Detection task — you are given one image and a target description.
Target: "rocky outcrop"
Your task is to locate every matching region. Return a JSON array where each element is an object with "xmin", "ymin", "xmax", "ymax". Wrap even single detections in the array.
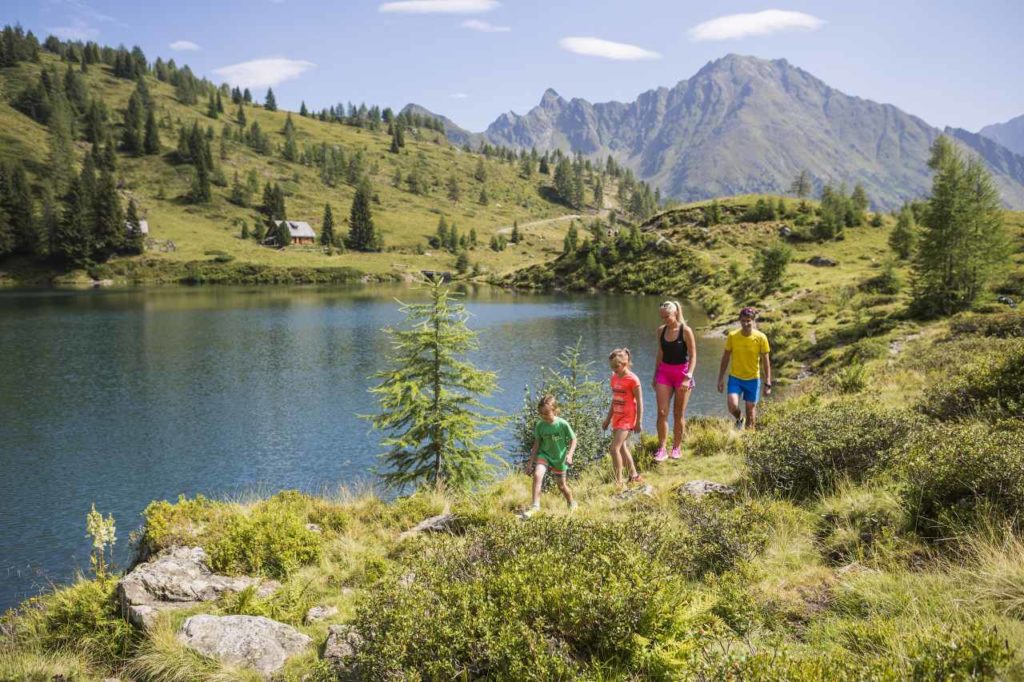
[
  {"xmin": 117, "ymin": 547, "xmax": 277, "ymax": 629},
  {"xmin": 304, "ymin": 605, "xmax": 339, "ymax": 624},
  {"xmin": 614, "ymin": 484, "xmax": 656, "ymax": 501},
  {"xmin": 398, "ymin": 512, "xmax": 459, "ymax": 540},
  {"xmin": 178, "ymin": 614, "xmax": 311, "ymax": 678},
  {"xmin": 323, "ymin": 624, "xmax": 364, "ymax": 676},
  {"xmin": 807, "ymin": 256, "xmax": 838, "ymax": 267},
  {"xmin": 677, "ymin": 480, "xmax": 736, "ymax": 499}
]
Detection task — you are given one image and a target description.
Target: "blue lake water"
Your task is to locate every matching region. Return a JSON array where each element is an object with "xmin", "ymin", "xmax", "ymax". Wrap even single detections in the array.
[{"xmin": 0, "ymin": 285, "xmax": 726, "ymax": 610}]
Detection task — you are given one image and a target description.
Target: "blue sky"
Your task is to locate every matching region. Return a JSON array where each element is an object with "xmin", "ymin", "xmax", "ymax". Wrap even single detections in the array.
[{"xmin": 6, "ymin": 0, "xmax": 1024, "ymax": 133}]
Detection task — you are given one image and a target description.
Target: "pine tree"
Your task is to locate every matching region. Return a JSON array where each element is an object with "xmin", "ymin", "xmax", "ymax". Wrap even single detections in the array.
[
  {"xmin": 478, "ymin": 187, "xmax": 488, "ymax": 205},
  {"xmin": 563, "ymin": 222, "xmax": 578, "ymax": 255},
  {"xmin": 911, "ymin": 136, "xmax": 1008, "ymax": 316},
  {"xmin": 434, "ymin": 215, "xmax": 449, "ymax": 249},
  {"xmin": 143, "ymin": 110, "xmax": 160, "ymax": 154},
  {"xmin": 273, "ymin": 218, "xmax": 292, "ymax": 248},
  {"xmin": 538, "ymin": 155, "xmax": 550, "ymax": 175},
  {"xmin": 2, "ymin": 163, "xmax": 38, "ymax": 256},
  {"xmin": 510, "ymin": 221, "xmax": 520, "ymax": 244},
  {"xmin": 446, "ymin": 174, "xmax": 461, "ymax": 203},
  {"xmin": 299, "ymin": 101, "xmax": 308, "ymax": 117},
  {"xmin": 455, "ymin": 250, "xmax": 469, "ymax": 274},
  {"xmin": 264, "ymin": 88, "xmax": 277, "ymax": 111},
  {"xmin": 243, "ymin": 88, "xmax": 253, "ymax": 104},
  {"xmin": 474, "ymin": 158, "xmax": 487, "ymax": 183},
  {"xmin": 790, "ymin": 170, "xmax": 812, "ymax": 198},
  {"xmin": 206, "ymin": 92, "xmax": 219, "ymax": 119},
  {"xmin": 124, "ymin": 198, "xmax": 144, "ymax": 254},
  {"xmin": 229, "ymin": 171, "xmax": 248, "ymax": 206},
  {"xmin": 348, "ymin": 180, "xmax": 378, "ymax": 251},
  {"xmin": 240, "ymin": 220, "xmax": 250, "ymax": 240},
  {"xmin": 216, "ymin": 90, "xmax": 224, "ymax": 113},
  {"xmin": 191, "ymin": 162, "xmax": 211, "ymax": 203},
  {"xmin": 754, "ymin": 242, "xmax": 792, "ymax": 294},
  {"xmin": 47, "ymin": 97, "xmax": 75, "ymax": 195},
  {"xmin": 0, "ymin": 200, "xmax": 12, "ymax": 259},
  {"xmin": 553, "ymin": 158, "xmax": 575, "ymax": 207},
  {"xmin": 53, "ymin": 176, "xmax": 92, "ymax": 265},
  {"xmin": 468, "ymin": 227, "xmax": 477, "ymax": 247},
  {"xmin": 236, "ymin": 103, "xmax": 247, "ymax": 126},
  {"xmin": 320, "ymin": 202, "xmax": 335, "ymax": 246},
  {"xmin": 368, "ymin": 279, "xmax": 503, "ymax": 491},
  {"xmin": 889, "ymin": 205, "xmax": 915, "ymax": 259},
  {"xmin": 593, "ymin": 179, "xmax": 604, "ymax": 208}
]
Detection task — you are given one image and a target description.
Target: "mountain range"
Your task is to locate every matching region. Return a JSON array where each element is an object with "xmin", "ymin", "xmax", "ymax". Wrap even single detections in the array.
[
  {"xmin": 404, "ymin": 55, "xmax": 1024, "ymax": 210},
  {"xmin": 979, "ymin": 114, "xmax": 1024, "ymax": 156}
]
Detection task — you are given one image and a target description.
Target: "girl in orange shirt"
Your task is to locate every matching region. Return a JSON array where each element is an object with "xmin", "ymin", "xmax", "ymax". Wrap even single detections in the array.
[{"xmin": 603, "ymin": 348, "xmax": 644, "ymax": 491}]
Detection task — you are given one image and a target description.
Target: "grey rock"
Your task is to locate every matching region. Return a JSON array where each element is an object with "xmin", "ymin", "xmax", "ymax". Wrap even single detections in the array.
[
  {"xmin": 678, "ymin": 480, "xmax": 736, "ymax": 499},
  {"xmin": 305, "ymin": 523, "xmax": 323, "ymax": 533},
  {"xmin": 304, "ymin": 604, "xmax": 339, "ymax": 624},
  {"xmin": 323, "ymin": 624, "xmax": 364, "ymax": 675},
  {"xmin": 778, "ymin": 226, "xmax": 793, "ymax": 238},
  {"xmin": 117, "ymin": 547, "xmax": 272, "ymax": 629},
  {"xmin": 178, "ymin": 614, "xmax": 311, "ymax": 678},
  {"xmin": 398, "ymin": 512, "xmax": 459, "ymax": 540},
  {"xmin": 807, "ymin": 256, "xmax": 838, "ymax": 267},
  {"xmin": 614, "ymin": 484, "xmax": 655, "ymax": 501}
]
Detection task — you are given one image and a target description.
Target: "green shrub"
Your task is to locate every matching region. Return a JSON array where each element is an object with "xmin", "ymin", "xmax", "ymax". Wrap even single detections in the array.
[
  {"xmin": 675, "ymin": 495, "xmax": 770, "ymax": 578},
  {"xmin": 950, "ymin": 312, "xmax": 1024, "ymax": 339},
  {"xmin": 140, "ymin": 494, "xmax": 223, "ymax": 556},
  {"xmin": 899, "ymin": 422, "xmax": 1024, "ymax": 535},
  {"xmin": 687, "ymin": 417, "xmax": 742, "ymax": 457},
  {"xmin": 919, "ymin": 339, "xmax": 1024, "ymax": 421},
  {"xmin": 834, "ymin": 362, "xmax": 868, "ymax": 394},
  {"xmin": 207, "ymin": 493, "xmax": 325, "ymax": 578},
  {"xmin": 39, "ymin": 576, "xmax": 137, "ymax": 667},
  {"xmin": 352, "ymin": 517, "xmax": 716, "ymax": 680},
  {"xmin": 746, "ymin": 399, "xmax": 918, "ymax": 500},
  {"xmin": 816, "ymin": 484, "xmax": 908, "ymax": 565}
]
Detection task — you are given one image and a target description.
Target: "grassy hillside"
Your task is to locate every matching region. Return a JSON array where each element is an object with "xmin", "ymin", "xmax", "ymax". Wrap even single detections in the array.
[{"xmin": 0, "ymin": 52, "xmax": 589, "ymax": 285}]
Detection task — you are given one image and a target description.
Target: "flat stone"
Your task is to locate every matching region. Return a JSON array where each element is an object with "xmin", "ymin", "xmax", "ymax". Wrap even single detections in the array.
[
  {"xmin": 304, "ymin": 604, "xmax": 339, "ymax": 624},
  {"xmin": 178, "ymin": 614, "xmax": 311, "ymax": 678},
  {"xmin": 323, "ymin": 624, "xmax": 364, "ymax": 675},
  {"xmin": 807, "ymin": 256, "xmax": 838, "ymax": 267},
  {"xmin": 117, "ymin": 547, "xmax": 271, "ymax": 629},
  {"xmin": 398, "ymin": 512, "xmax": 458, "ymax": 540},
  {"xmin": 305, "ymin": 523, "xmax": 323, "ymax": 533},
  {"xmin": 614, "ymin": 484, "xmax": 655, "ymax": 501},
  {"xmin": 677, "ymin": 480, "xmax": 736, "ymax": 499}
]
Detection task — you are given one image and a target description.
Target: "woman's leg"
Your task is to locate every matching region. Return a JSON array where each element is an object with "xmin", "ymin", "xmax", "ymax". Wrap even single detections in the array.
[
  {"xmin": 673, "ymin": 385, "xmax": 692, "ymax": 449},
  {"xmin": 654, "ymin": 381, "xmax": 673, "ymax": 450}
]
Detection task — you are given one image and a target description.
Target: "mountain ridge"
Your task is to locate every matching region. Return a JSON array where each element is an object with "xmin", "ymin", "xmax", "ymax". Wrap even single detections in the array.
[{"xmin": 412, "ymin": 54, "xmax": 1024, "ymax": 210}]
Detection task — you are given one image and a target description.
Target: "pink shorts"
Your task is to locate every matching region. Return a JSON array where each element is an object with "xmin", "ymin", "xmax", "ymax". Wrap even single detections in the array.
[{"xmin": 655, "ymin": 362, "xmax": 694, "ymax": 390}]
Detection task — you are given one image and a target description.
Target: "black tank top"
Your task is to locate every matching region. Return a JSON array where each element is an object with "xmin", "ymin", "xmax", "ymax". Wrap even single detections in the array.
[{"xmin": 660, "ymin": 325, "xmax": 688, "ymax": 365}]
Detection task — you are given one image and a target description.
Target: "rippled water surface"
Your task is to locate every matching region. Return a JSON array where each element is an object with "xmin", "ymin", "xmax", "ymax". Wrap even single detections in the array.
[{"xmin": 0, "ymin": 285, "xmax": 726, "ymax": 609}]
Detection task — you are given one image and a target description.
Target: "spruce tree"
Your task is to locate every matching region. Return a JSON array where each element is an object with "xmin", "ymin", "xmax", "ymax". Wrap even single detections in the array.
[
  {"xmin": 478, "ymin": 187, "xmax": 488, "ymax": 205},
  {"xmin": 229, "ymin": 171, "xmax": 248, "ymax": 206},
  {"xmin": 790, "ymin": 170, "xmax": 812, "ymax": 198},
  {"xmin": 889, "ymin": 205, "xmax": 915, "ymax": 260},
  {"xmin": 53, "ymin": 175, "xmax": 92, "ymax": 265},
  {"xmin": 273, "ymin": 218, "xmax": 292, "ymax": 248},
  {"xmin": 563, "ymin": 222, "xmax": 578, "ymax": 255},
  {"xmin": 3, "ymin": 163, "xmax": 38, "ymax": 256},
  {"xmin": 236, "ymin": 103, "xmax": 247, "ymax": 126},
  {"xmin": 455, "ymin": 250, "xmax": 469, "ymax": 274},
  {"xmin": 206, "ymin": 92, "xmax": 219, "ymax": 119},
  {"xmin": 553, "ymin": 158, "xmax": 575, "ymax": 207},
  {"xmin": 474, "ymin": 158, "xmax": 487, "ymax": 183},
  {"xmin": 191, "ymin": 162, "xmax": 211, "ymax": 203},
  {"xmin": 243, "ymin": 88, "xmax": 253, "ymax": 104},
  {"xmin": 264, "ymin": 88, "xmax": 277, "ymax": 111},
  {"xmin": 911, "ymin": 137, "xmax": 1008, "ymax": 316},
  {"xmin": 510, "ymin": 221, "xmax": 520, "ymax": 244},
  {"xmin": 0, "ymin": 201, "xmax": 12, "ymax": 259},
  {"xmin": 320, "ymin": 202, "xmax": 335, "ymax": 246},
  {"xmin": 435, "ymin": 215, "xmax": 449, "ymax": 248},
  {"xmin": 368, "ymin": 279, "xmax": 503, "ymax": 491},
  {"xmin": 446, "ymin": 174, "xmax": 461, "ymax": 203},
  {"xmin": 92, "ymin": 169, "xmax": 124, "ymax": 259},
  {"xmin": 143, "ymin": 110, "xmax": 161, "ymax": 154},
  {"xmin": 299, "ymin": 101, "xmax": 308, "ymax": 117},
  {"xmin": 124, "ymin": 198, "xmax": 144, "ymax": 254},
  {"xmin": 348, "ymin": 180, "xmax": 377, "ymax": 251},
  {"xmin": 47, "ymin": 97, "xmax": 75, "ymax": 195}
]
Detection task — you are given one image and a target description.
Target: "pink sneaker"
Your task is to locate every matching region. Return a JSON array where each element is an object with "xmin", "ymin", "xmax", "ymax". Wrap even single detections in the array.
[
  {"xmin": 670, "ymin": 447, "xmax": 682, "ymax": 460},
  {"xmin": 653, "ymin": 447, "xmax": 668, "ymax": 462}
]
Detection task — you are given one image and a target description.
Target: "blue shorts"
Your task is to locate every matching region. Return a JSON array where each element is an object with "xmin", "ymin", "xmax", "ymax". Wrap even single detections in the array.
[{"xmin": 727, "ymin": 376, "xmax": 761, "ymax": 404}]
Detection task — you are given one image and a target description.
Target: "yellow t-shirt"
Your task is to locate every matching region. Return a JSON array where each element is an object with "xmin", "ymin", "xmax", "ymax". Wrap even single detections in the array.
[{"xmin": 725, "ymin": 329, "xmax": 770, "ymax": 380}]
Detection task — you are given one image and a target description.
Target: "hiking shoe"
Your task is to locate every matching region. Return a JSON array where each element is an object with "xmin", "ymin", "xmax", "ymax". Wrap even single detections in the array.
[
  {"xmin": 653, "ymin": 447, "xmax": 668, "ymax": 462},
  {"xmin": 670, "ymin": 447, "xmax": 682, "ymax": 460},
  {"xmin": 629, "ymin": 474, "xmax": 645, "ymax": 485},
  {"xmin": 734, "ymin": 416, "xmax": 745, "ymax": 430},
  {"xmin": 520, "ymin": 505, "xmax": 540, "ymax": 519},
  {"xmin": 568, "ymin": 501, "xmax": 578, "ymax": 512}
]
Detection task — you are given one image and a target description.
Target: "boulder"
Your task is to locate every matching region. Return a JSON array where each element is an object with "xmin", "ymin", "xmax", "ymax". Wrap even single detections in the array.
[
  {"xmin": 305, "ymin": 523, "xmax": 323, "ymax": 533},
  {"xmin": 398, "ymin": 511, "xmax": 459, "ymax": 540},
  {"xmin": 323, "ymin": 624, "xmax": 364, "ymax": 675},
  {"xmin": 178, "ymin": 614, "xmax": 311, "ymax": 678},
  {"xmin": 807, "ymin": 256, "xmax": 838, "ymax": 267},
  {"xmin": 614, "ymin": 484, "xmax": 655, "ymax": 501},
  {"xmin": 304, "ymin": 604, "xmax": 339, "ymax": 624},
  {"xmin": 117, "ymin": 547, "xmax": 275, "ymax": 629},
  {"xmin": 778, "ymin": 226, "xmax": 793, "ymax": 238},
  {"xmin": 677, "ymin": 480, "xmax": 736, "ymax": 499}
]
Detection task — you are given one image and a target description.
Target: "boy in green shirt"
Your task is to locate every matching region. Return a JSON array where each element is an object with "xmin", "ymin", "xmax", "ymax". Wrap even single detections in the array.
[{"xmin": 522, "ymin": 395, "xmax": 578, "ymax": 518}]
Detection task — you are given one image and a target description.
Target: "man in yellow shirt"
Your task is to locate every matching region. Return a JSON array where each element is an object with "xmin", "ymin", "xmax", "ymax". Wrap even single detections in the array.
[{"xmin": 716, "ymin": 307, "xmax": 772, "ymax": 430}]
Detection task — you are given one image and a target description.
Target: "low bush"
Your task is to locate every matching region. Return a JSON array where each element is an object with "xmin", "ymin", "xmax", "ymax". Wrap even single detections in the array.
[
  {"xmin": 950, "ymin": 312, "xmax": 1024, "ymax": 339},
  {"xmin": 207, "ymin": 500, "xmax": 323, "ymax": 578},
  {"xmin": 745, "ymin": 399, "xmax": 918, "ymax": 500},
  {"xmin": 687, "ymin": 417, "xmax": 743, "ymax": 457},
  {"xmin": 919, "ymin": 339, "xmax": 1024, "ymax": 421},
  {"xmin": 352, "ymin": 516, "xmax": 729, "ymax": 679},
  {"xmin": 140, "ymin": 494, "xmax": 223, "ymax": 556},
  {"xmin": 899, "ymin": 422, "xmax": 1024, "ymax": 536},
  {"xmin": 675, "ymin": 495, "xmax": 770, "ymax": 577},
  {"xmin": 39, "ymin": 576, "xmax": 137, "ymax": 667}
]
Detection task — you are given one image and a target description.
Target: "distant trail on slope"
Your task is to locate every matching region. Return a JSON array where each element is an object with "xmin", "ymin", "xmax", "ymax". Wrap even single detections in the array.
[{"xmin": 497, "ymin": 210, "xmax": 620, "ymax": 234}]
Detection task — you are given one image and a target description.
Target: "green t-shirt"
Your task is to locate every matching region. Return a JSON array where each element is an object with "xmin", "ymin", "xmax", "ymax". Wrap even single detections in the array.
[{"xmin": 534, "ymin": 416, "xmax": 576, "ymax": 466}]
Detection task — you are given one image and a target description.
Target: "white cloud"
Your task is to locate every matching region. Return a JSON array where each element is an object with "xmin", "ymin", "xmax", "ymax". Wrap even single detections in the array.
[
  {"xmin": 558, "ymin": 37, "xmax": 660, "ymax": 61},
  {"xmin": 380, "ymin": 0, "xmax": 498, "ymax": 14},
  {"xmin": 213, "ymin": 58, "xmax": 316, "ymax": 89},
  {"xmin": 461, "ymin": 19, "xmax": 509, "ymax": 32},
  {"xmin": 689, "ymin": 10, "xmax": 824, "ymax": 41},
  {"xmin": 169, "ymin": 40, "xmax": 200, "ymax": 51},
  {"xmin": 450, "ymin": 92, "xmax": 469, "ymax": 99},
  {"xmin": 48, "ymin": 23, "xmax": 99, "ymax": 40}
]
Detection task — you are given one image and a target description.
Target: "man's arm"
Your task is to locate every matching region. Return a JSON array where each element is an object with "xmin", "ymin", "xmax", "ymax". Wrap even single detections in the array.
[
  {"xmin": 761, "ymin": 353, "xmax": 772, "ymax": 395},
  {"xmin": 717, "ymin": 350, "xmax": 732, "ymax": 393}
]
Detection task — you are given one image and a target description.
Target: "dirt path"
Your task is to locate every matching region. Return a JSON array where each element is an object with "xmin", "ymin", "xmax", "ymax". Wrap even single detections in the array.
[{"xmin": 495, "ymin": 214, "xmax": 581, "ymax": 235}]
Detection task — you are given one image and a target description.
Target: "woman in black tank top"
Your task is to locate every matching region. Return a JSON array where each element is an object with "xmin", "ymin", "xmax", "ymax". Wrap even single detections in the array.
[{"xmin": 652, "ymin": 300, "xmax": 697, "ymax": 461}]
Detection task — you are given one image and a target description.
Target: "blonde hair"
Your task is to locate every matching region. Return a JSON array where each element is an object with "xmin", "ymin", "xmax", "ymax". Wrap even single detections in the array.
[
  {"xmin": 537, "ymin": 394, "xmax": 560, "ymax": 416},
  {"xmin": 660, "ymin": 300, "xmax": 686, "ymax": 327},
  {"xmin": 608, "ymin": 347, "xmax": 632, "ymax": 368}
]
